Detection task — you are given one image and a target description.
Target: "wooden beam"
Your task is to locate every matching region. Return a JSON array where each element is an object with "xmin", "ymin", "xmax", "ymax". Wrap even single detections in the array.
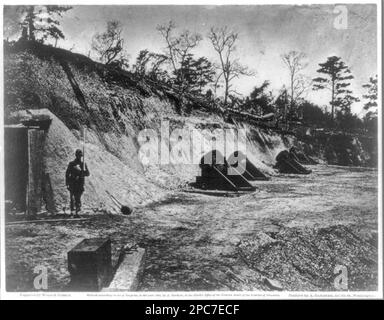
[
  {"xmin": 212, "ymin": 166, "xmax": 238, "ymax": 191},
  {"xmin": 6, "ymin": 217, "xmax": 90, "ymax": 226}
]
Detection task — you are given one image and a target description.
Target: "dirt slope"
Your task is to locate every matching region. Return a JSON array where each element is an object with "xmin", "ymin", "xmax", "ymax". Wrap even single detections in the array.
[{"xmin": 4, "ymin": 41, "xmax": 302, "ymax": 212}]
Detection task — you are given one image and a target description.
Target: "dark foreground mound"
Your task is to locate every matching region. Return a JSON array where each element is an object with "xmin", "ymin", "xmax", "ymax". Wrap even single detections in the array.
[{"xmin": 238, "ymin": 225, "xmax": 377, "ymax": 291}]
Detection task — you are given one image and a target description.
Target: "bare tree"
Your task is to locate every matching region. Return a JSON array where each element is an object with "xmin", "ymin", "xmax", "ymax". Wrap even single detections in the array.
[
  {"xmin": 281, "ymin": 51, "xmax": 310, "ymax": 111},
  {"xmin": 92, "ymin": 20, "xmax": 128, "ymax": 67},
  {"xmin": 208, "ymin": 26, "xmax": 254, "ymax": 106},
  {"xmin": 157, "ymin": 21, "xmax": 202, "ymax": 80}
]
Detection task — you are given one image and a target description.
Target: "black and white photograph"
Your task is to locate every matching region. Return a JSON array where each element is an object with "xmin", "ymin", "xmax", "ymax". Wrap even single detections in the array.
[{"xmin": 0, "ymin": 0, "xmax": 382, "ymax": 300}]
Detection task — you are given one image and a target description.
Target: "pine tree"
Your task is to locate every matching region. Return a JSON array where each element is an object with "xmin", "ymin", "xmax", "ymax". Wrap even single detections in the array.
[
  {"xmin": 312, "ymin": 56, "xmax": 357, "ymax": 122},
  {"xmin": 247, "ymin": 81, "xmax": 274, "ymax": 115},
  {"xmin": 175, "ymin": 55, "xmax": 215, "ymax": 94},
  {"xmin": 20, "ymin": 5, "xmax": 72, "ymax": 44},
  {"xmin": 362, "ymin": 75, "xmax": 378, "ymax": 115}
]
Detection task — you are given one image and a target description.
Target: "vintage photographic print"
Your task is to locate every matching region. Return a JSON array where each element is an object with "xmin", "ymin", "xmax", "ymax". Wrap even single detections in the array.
[{"xmin": 0, "ymin": 0, "xmax": 382, "ymax": 299}]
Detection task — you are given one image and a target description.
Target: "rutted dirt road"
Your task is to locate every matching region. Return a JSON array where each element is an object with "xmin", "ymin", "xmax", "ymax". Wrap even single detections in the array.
[{"xmin": 6, "ymin": 165, "xmax": 378, "ymax": 291}]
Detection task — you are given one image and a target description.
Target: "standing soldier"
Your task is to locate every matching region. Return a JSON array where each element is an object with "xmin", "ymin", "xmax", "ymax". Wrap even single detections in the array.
[{"xmin": 65, "ymin": 149, "xmax": 90, "ymax": 217}]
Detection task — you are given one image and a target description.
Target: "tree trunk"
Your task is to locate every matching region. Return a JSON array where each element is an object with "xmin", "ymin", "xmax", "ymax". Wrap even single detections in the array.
[
  {"xmin": 27, "ymin": 7, "xmax": 35, "ymax": 41},
  {"xmin": 331, "ymin": 80, "xmax": 335, "ymax": 123},
  {"xmin": 290, "ymin": 74, "xmax": 294, "ymax": 113},
  {"xmin": 285, "ymin": 91, "xmax": 289, "ymax": 130},
  {"xmin": 224, "ymin": 77, "xmax": 229, "ymax": 106}
]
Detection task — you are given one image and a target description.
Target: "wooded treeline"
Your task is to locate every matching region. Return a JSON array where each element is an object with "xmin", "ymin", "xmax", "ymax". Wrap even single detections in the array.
[{"xmin": 4, "ymin": 5, "xmax": 378, "ymax": 135}]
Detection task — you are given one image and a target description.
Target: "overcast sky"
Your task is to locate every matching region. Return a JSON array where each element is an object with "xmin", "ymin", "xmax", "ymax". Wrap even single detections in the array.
[{"xmin": 4, "ymin": 4, "xmax": 378, "ymax": 115}]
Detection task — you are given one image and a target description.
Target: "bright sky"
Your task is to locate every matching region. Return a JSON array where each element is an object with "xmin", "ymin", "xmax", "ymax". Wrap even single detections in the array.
[{"xmin": 4, "ymin": 4, "xmax": 378, "ymax": 115}]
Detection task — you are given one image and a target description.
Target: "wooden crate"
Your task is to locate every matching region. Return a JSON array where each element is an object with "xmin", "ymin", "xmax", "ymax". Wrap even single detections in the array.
[{"xmin": 68, "ymin": 238, "xmax": 112, "ymax": 291}]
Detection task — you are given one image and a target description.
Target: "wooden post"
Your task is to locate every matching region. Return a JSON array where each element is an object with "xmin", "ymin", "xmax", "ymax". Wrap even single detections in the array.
[
  {"xmin": 26, "ymin": 129, "xmax": 45, "ymax": 216},
  {"xmin": 26, "ymin": 130, "xmax": 30, "ymax": 216}
]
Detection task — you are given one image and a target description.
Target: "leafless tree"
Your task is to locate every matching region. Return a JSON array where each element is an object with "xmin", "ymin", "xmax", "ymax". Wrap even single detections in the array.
[
  {"xmin": 157, "ymin": 20, "xmax": 202, "ymax": 77},
  {"xmin": 281, "ymin": 51, "xmax": 310, "ymax": 111},
  {"xmin": 208, "ymin": 26, "xmax": 254, "ymax": 106}
]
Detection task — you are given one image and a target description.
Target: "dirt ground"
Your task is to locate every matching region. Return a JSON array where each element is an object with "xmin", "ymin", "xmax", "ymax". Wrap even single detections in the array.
[{"xmin": 5, "ymin": 165, "xmax": 378, "ymax": 292}]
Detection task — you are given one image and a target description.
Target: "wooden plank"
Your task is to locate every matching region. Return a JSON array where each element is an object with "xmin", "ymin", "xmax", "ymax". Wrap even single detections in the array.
[
  {"xmin": 26, "ymin": 129, "xmax": 30, "ymax": 216},
  {"xmin": 229, "ymin": 166, "xmax": 254, "ymax": 188},
  {"xmin": 27, "ymin": 129, "xmax": 45, "ymax": 215},
  {"xmin": 6, "ymin": 217, "xmax": 90, "ymax": 225},
  {"xmin": 212, "ymin": 166, "xmax": 238, "ymax": 191},
  {"xmin": 103, "ymin": 247, "xmax": 146, "ymax": 292},
  {"xmin": 182, "ymin": 189, "xmax": 252, "ymax": 197}
]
